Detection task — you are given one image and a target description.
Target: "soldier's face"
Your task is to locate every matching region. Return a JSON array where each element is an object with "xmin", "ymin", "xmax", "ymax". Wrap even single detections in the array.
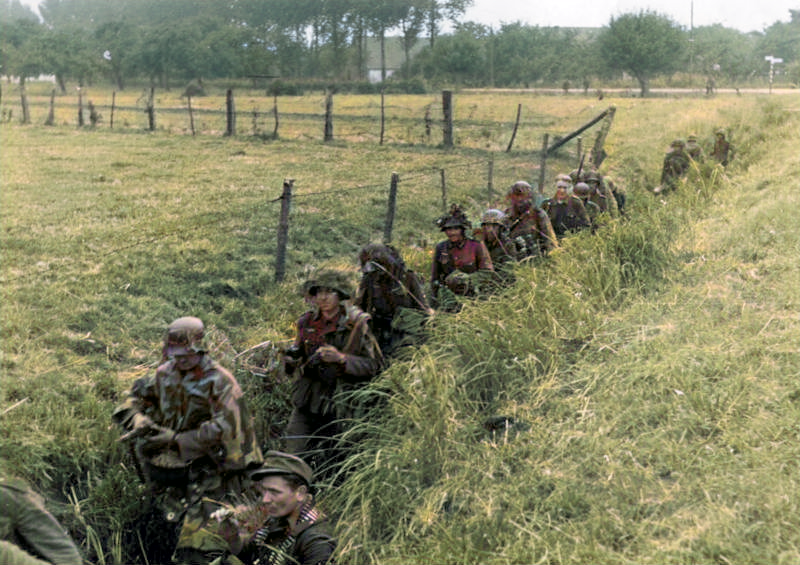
[
  {"xmin": 257, "ymin": 476, "xmax": 306, "ymax": 519},
  {"xmin": 169, "ymin": 350, "xmax": 202, "ymax": 372},
  {"xmin": 445, "ymin": 227, "xmax": 463, "ymax": 243},
  {"xmin": 482, "ymin": 224, "xmax": 500, "ymax": 241},
  {"xmin": 315, "ymin": 288, "xmax": 340, "ymax": 312}
]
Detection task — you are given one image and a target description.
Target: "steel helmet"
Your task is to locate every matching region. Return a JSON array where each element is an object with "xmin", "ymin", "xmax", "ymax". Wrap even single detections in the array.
[
  {"xmin": 165, "ymin": 316, "xmax": 206, "ymax": 355},
  {"xmin": 508, "ymin": 181, "xmax": 532, "ymax": 198},
  {"xmin": 306, "ymin": 270, "xmax": 354, "ymax": 300},
  {"xmin": 572, "ymin": 182, "xmax": 591, "ymax": 198},
  {"xmin": 481, "ymin": 208, "xmax": 506, "ymax": 226},
  {"xmin": 436, "ymin": 204, "xmax": 471, "ymax": 231},
  {"xmin": 583, "ymin": 170, "xmax": 601, "ymax": 183}
]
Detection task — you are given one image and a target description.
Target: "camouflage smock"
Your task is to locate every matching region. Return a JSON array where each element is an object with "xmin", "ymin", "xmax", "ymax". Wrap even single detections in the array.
[
  {"xmin": 504, "ymin": 202, "xmax": 558, "ymax": 256},
  {"xmin": 431, "ymin": 238, "xmax": 493, "ymax": 288}
]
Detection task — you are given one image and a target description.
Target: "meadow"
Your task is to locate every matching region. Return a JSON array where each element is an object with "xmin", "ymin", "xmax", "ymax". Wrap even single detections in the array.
[{"xmin": 1, "ymin": 87, "xmax": 798, "ymax": 564}]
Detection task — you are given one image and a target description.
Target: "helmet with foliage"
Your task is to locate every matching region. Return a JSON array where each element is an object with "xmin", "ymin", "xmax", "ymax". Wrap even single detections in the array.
[
  {"xmin": 671, "ymin": 138, "xmax": 686, "ymax": 148},
  {"xmin": 306, "ymin": 270, "xmax": 354, "ymax": 300},
  {"xmin": 572, "ymin": 182, "xmax": 591, "ymax": 198},
  {"xmin": 507, "ymin": 181, "xmax": 532, "ymax": 199},
  {"xmin": 568, "ymin": 169, "xmax": 583, "ymax": 183},
  {"xmin": 436, "ymin": 203, "xmax": 471, "ymax": 231},
  {"xmin": 687, "ymin": 133, "xmax": 698, "ymax": 142},
  {"xmin": 715, "ymin": 129, "xmax": 726, "ymax": 137},
  {"xmin": 583, "ymin": 170, "xmax": 602, "ymax": 183},
  {"xmin": 164, "ymin": 316, "xmax": 206, "ymax": 355},
  {"xmin": 481, "ymin": 208, "xmax": 506, "ymax": 226}
]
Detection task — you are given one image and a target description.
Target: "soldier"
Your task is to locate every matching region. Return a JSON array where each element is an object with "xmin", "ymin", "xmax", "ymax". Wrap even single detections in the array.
[
  {"xmin": 0, "ymin": 475, "xmax": 83, "ymax": 565},
  {"xmin": 284, "ymin": 271, "xmax": 383, "ymax": 458},
  {"xmin": 711, "ymin": 129, "xmax": 733, "ymax": 166},
  {"xmin": 571, "ymin": 182, "xmax": 602, "ymax": 233},
  {"xmin": 431, "ymin": 204, "xmax": 494, "ymax": 309},
  {"xmin": 542, "ymin": 179, "xmax": 590, "ymax": 240},
  {"xmin": 686, "ymin": 133, "xmax": 704, "ymax": 162},
  {"xmin": 478, "ymin": 208, "xmax": 519, "ymax": 288},
  {"xmin": 355, "ymin": 243, "xmax": 431, "ymax": 358},
  {"xmin": 503, "ymin": 181, "xmax": 558, "ymax": 258},
  {"xmin": 113, "ymin": 316, "xmax": 263, "ymax": 564},
  {"xmin": 212, "ymin": 451, "xmax": 335, "ymax": 565},
  {"xmin": 656, "ymin": 139, "xmax": 691, "ymax": 194},
  {"xmin": 583, "ymin": 170, "xmax": 620, "ymax": 217}
]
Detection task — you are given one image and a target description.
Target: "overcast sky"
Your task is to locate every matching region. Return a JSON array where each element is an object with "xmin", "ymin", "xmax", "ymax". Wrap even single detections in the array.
[
  {"xmin": 16, "ymin": 0, "xmax": 798, "ymax": 34},
  {"xmin": 461, "ymin": 0, "xmax": 796, "ymax": 33}
]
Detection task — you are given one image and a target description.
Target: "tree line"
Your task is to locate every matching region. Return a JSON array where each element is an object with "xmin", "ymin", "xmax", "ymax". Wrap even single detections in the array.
[{"xmin": 1, "ymin": 0, "xmax": 798, "ymax": 96}]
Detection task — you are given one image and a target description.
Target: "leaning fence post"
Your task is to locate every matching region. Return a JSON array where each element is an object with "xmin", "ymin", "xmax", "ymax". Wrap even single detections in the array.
[
  {"xmin": 440, "ymin": 168, "xmax": 447, "ymax": 211},
  {"xmin": 274, "ymin": 179, "xmax": 294, "ymax": 283},
  {"xmin": 538, "ymin": 133, "xmax": 549, "ymax": 197},
  {"xmin": 225, "ymin": 89, "xmax": 236, "ymax": 136},
  {"xmin": 442, "ymin": 90, "xmax": 453, "ymax": 147},
  {"xmin": 383, "ymin": 172, "xmax": 399, "ymax": 244},
  {"xmin": 506, "ymin": 103, "xmax": 522, "ymax": 152}
]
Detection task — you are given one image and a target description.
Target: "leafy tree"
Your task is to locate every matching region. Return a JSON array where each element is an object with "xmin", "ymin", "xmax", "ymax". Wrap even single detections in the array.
[
  {"xmin": 691, "ymin": 25, "xmax": 760, "ymax": 86},
  {"xmin": 424, "ymin": 0, "xmax": 472, "ymax": 48},
  {"xmin": 413, "ymin": 22, "xmax": 488, "ymax": 85},
  {"xmin": 94, "ymin": 21, "xmax": 139, "ymax": 90},
  {"xmin": 598, "ymin": 10, "xmax": 686, "ymax": 96}
]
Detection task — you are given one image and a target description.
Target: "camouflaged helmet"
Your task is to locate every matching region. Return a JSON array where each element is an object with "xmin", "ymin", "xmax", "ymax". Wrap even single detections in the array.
[
  {"xmin": 583, "ymin": 170, "xmax": 601, "ymax": 183},
  {"xmin": 306, "ymin": 270, "xmax": 353, "ymax": 300},
  {"xmin": 671, "ymin": 138, "xmax": 685, "ymax": 148},
  {"xmin": 556, "ymin": 173, "xmax": 573, "ymax": 185},
  {"xmin": 481, "ymin": 208, "xmax": 506, "ymax": 226},
  {"xmin": 507, "ymin": 181, "xmax": 532, "ymax": 199},
  {"xmin": 164, "ymin": 316, "xmax": 206, "ymax": 355},
  {"xmin": 436, "ymin": 203, "xmax": 471, "ymax": 231},
  {"xmin": 715, "ymin": 129, "xmax": 726, "ymax": 137},
  {"xmin": 568, "ymin": 169, "xmax": 583, "ymax": 183},
  {"xmin": 572, "ymin": 182, "xmax": 591, "ymax": 198},
  {"xmin": 687, "ymin": 133, "xmax": 698, "ymax": 142}
]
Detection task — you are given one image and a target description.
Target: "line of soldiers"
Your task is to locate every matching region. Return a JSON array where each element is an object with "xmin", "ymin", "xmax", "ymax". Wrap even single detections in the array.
[
  {"xmin": 656, "ymin": 129, "xmax": 734, "ymax": 194},
  {"xmin": 429, "ymin": 168, "xmax": 625, "ymax": 311}
]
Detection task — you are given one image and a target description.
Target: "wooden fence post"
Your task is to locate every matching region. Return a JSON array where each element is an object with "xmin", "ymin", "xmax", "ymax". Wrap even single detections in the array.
[
  {"xmin": 440, "ymin": 168, "xmax": 447, "ymax": 211},
  {"xmin": 188, "ymin": 94, "xmax": 196, "ymax": 136},
  {"xmin": 324, "ymin": 89, "xmax": 334, "ymax": 142},
  {"xmin": 20, "ymin": 77, "xmax": 30, "ymax": 124},
  {"xmin": 225, "ymin": 89, "xmax": 235, "ymax": 136},
  {"xmin": 506, "ymin": 103, "xmax": 522, "ymax": 152},
  {"xmin": 272, "ymin": 94, "xmax": 279, "ymax": 138},
  {"xmin": 45, "ymin": 89, "xmax": 55, "ymax": 126},
  {"xmin": 77, "ymin": 88, "xmax": 84, "ymax": 127},
  {"xmin": 110, "ymin": 91, "xmax": 116, "ymax": 129},
  {"xmin": 146, "ymin": 87, "xmax": 156, "ymax": 131},
  {"xmin": 576, "ymin": 137, "xmax": 582, "ymax": 167},
  {"xmin": 383, "ymin": 172, "xmax": 399, "ymax": 244},
  {"xmin": 379, "ymin": 87, "xmax": 386, "ymax": 146},
  {"xmin": 442, "ymin": 90, "xmax": 453, "ymax": 147},
  {"xmin": 538, "ymin": 133, "xmax": 549, "ymax": 197},
  {"xmin": 274, "ymin": 178, "xmax": 294, "ymax": 283},
  {"xmin": 487, "ymin": 157, "xmax": 494, "ymax": 202}
]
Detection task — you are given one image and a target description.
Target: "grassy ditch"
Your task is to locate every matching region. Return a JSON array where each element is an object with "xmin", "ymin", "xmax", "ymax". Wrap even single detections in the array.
[{"xmin": 1, "ymin": 93, "xmax": 798, "ymax": 564}]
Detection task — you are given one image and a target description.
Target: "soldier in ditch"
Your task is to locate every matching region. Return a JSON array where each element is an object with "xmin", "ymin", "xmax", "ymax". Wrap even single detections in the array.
[
  {"xmin": 113, "ymin": 316, "xmax": 263, "ymax": 564},
  {"xmin": 656, "ymin": 139, "xmax": 691, "ymax": 194},
  {"xmin": 503, "ymin": 181, "xmax": 558, "ymax": 258},
  {"xmin": 355, "ymin": 244, "xmax": 432, "ymax": 358},
  {"xmin": 283, "ymin": 270, "xmax": 383, "ymax": 460}
]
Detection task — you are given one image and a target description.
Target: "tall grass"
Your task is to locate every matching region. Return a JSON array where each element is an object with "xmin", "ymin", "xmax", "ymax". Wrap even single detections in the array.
[{"xmin": 2, "ymin": 93, "xmax": 798, "ymax": 563}]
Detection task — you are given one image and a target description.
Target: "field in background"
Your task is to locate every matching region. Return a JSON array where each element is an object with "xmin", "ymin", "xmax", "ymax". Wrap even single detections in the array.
[{"xmin": 1, "ymin": 91, "xmax": 798, "ymax": 564}]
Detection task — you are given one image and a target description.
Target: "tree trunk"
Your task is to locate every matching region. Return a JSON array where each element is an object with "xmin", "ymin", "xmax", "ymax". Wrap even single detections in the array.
[
  {"xmin": 20, "ymin": 76, "xmax": 30, "ymax": 124},
  {"xmin": 637, "ymin": 76, "xmax": 649, "ymax": 97},
  {"xmin": 380, "ymin": 28, "xmax": 387, "ymax": 82}
]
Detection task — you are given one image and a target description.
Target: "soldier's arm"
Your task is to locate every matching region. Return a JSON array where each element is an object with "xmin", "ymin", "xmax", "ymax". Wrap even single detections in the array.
[
  {"xmin": 475, "ymin": 241, "xmax": 494, "ymax": 271},
  {"xmin": 3, "ymin": 485, "xmax": 83, "ymax": 565}
]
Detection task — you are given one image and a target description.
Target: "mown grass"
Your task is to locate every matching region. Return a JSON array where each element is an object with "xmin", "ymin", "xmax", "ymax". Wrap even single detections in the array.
[{"xmin": 1, "ymin": 91, "xmax": 798, "ymax": 564}]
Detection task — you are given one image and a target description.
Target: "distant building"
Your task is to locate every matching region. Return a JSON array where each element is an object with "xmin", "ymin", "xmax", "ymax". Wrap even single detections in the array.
[{"xmin": 365, "ymin": 36, "xmax": 426, "ymax": 83}]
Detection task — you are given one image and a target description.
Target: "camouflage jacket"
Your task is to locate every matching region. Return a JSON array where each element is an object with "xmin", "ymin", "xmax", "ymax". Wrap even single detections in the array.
[
  {"xmin": 0, "ymin": 477, "xmax": 83, "ymax": 565},
  {"xmin": 503, "ymin": 202, "xmax": 558, "ymax": 256},
  {"xmin": 660, "ymin": 150, "xmax": 691, "ymax": 187},
  {"xmin": 431, "ymin": 238, "xmax": 493, "ymax": 288},
  {"xmin": 483, "ymin": 235, "xmax": 520, "ymax": 269},
  {"xmin": 291, "ymin": 305, "xmax": 383, "ymax": 415},
  {"xmin": 543, "ymin": 196, "xmax": 590, "ymax": 239},
  {"xmin": 113, "ymin": 355, "xmax": 263, "ymax": 473}
]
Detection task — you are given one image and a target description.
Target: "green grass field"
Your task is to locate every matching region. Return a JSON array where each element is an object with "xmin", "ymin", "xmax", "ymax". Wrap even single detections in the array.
[{"xmin": 1, "ymin": 89, "xmax": 798, "ymax": 564}]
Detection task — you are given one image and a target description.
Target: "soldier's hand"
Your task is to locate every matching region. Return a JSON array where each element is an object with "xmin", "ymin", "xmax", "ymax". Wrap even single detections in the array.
[
  {"xmin": 317, "ymin": 345, "xmax": 346, "ymax": 364},
  {"xmin": 144, "ymin": 427, "xmax": 177, "ymax": 449},
  {"xmin": 131, "ymin": 413, "xmax": 154, "ymax": 430}
]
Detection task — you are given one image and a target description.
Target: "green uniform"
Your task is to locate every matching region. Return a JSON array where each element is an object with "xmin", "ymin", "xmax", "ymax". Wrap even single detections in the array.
[{"xmin": 0, "ymin": 477, "xmax": 83, "ymax": 565}]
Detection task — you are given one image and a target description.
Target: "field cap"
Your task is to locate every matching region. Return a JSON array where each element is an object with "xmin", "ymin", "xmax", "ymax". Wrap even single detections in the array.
[{"xmin": 250, "ymin": 451, "xmax": 313, "ymax": 485}]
